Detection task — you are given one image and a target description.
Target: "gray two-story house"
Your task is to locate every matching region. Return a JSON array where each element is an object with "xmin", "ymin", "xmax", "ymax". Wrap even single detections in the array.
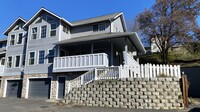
[{"xmin": 0, "ymin": 8, "xmax": 145, "ymax": 99}]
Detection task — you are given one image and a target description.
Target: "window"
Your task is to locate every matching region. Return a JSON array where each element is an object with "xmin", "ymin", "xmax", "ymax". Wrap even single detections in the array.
[
  {"xmin": 29, "ymin": 52, "xmax": 35, "ymax": 65},
  {"xmin": 50, "ymin": 23, "xmax": 56, "ymax": 36},
  {"xmin": 93, "ymin": 24, "xmax": 98, "ymax": 32},
  {"xmin": 98, "ymin": 23, "xmax": 106, "ymax": 31},
  {"xmin": 93, "ymin": 23, "xmax": 106, "ymax": 32},
  {"xmin": 38, "ymin": 50, "xmax": 45, "ymax": 64},
  {"xmin": 10, "ymin": 35, "xmax": 15, "ymax": 46},
  {"xmin": 63, "ymin": 25, "xmax": 69, "ymax": 34},
  {"xmin": 15, "ymin": 55, "xmax": 20, "ymax": 67},
  {"xmin": 48, "ymin": 49, "xmax": 55, "ymax": 63},
  {"xmin": 46, "ymin": 16, "xmax": 55, "ymax": 22},
  {"xmin": 1, "ymin": 58, "xmax": 5, "ymax": 65},
  {"xmin": 31, "ymin": 27, "xmax": 37, "ymax": 39},
  {"xmin": 41, "ymin": 25, "xmax": 47, "ymax": 38},
  {"xmin": 7, "ymin": 56, "xmax": 12, "ymax": 68},
  {"xmin": 17, "ymin": 33, "xmax": 23, "ymax": 44}
]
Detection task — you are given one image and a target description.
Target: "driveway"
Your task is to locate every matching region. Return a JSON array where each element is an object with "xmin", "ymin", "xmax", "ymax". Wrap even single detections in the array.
[{"xmin": 0, "ymin": 97, "xmax": 194, "ymax": 112}]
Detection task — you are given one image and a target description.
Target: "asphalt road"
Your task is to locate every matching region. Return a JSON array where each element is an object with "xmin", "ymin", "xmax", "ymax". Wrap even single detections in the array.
[{"xmin": 0, "ymin": 97, "xmax": 195, "ymax": 112}]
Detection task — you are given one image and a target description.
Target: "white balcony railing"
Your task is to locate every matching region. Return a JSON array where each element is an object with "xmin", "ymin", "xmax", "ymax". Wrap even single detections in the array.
[{"xmin": 53, "ymin": 53, "xmax": 109, "ymax": 72}]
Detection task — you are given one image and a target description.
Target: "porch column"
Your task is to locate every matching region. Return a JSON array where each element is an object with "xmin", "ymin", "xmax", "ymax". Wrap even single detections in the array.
[
  {"xmin": 111, "ymin": 42, "xmax": 113, "ymax": 66},
  {"xmin": 91, "ymin": 42, "xmax": 94, "ymax": 53}
]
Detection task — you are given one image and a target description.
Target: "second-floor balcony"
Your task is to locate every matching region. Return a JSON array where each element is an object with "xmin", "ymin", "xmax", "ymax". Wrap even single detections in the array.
[{"xmin": 53, "ymin": 53, "xmax": 109, "ymax": 72}]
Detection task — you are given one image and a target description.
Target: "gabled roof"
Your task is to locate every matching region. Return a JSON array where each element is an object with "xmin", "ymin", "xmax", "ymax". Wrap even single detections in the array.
[
  {"xmin": 23, "ymin": 7, "xmax": 72, "ymax": 27},
  {"xmin": 3, "ymin": 17, "xmax": 26, "ymax": 36},
  {"xmin": 56, "ymin": 32, "xmax": 146, "ymax": 53},
  {"xmin": 71, "ymin": 12, "xmax": 127, "ymax": 31},
  {"xmin": 71, "ymin": 12, "xmax": 122, "ymax": 26}
]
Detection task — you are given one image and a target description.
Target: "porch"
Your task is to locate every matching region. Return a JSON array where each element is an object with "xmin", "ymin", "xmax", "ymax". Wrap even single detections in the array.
[{"xmin": 53, "ymin": 36, "xmax": 138, "ymax": 72}]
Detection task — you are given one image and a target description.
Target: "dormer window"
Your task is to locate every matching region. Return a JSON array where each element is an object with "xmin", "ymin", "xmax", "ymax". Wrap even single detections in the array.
[
  {"xmin": 10, "ymin": 35, "xmax": 15, "ymax": 46},
  {"xmin": 31, "ymin": 27, "xmax": 37, "ymax": 40},
  {"xmin": 93, "ymin": 23, "xmax": 106, "ymax": 32}
]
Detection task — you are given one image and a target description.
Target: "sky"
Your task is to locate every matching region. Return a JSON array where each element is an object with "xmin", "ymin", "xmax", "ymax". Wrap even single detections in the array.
[
  {"xmin": 0, "ymin": 0, "xmax": 155, "ymax": 38},
  {"xmin": 0, "ymin": 0, "xmax": 200, "ymax": 38}
]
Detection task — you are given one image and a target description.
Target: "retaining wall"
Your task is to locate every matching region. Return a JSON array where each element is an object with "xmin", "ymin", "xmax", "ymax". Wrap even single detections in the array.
[{"xmin": 65, "ymin": 77, "xmax": 183, "ymax": 109}]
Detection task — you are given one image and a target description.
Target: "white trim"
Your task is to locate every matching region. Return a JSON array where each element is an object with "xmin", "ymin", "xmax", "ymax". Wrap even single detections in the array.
[
  {"xmin": 23, "ymin": 8, "xmax": 72, "ymax": 28},
  {"xmin": 50, "ymin": 22, "xmax": 57, "ymax": 37},
  {"xmin": 39, "ymin": 25, "xmax": 47, "ymax": 39},
  {"xmin": 6, "ymin": 55, "xmax": 13, "ymax": 69},
  {"xmin": 56, "ymin": 76, "xmax": 67, "ymax": 99},
  {"xmin": 3, "ymin": 78, "xmax": 23, "ymax": 97},
  {"xmin": 37, "ymin": 50, "xmax": 45, "ymax": 64},
  {"xmin": 16, "ymin": 32, "xmax": 24, "ymax": 45},
  {"xmin": 3, "ymin": 17, "xmax": 26, "ymax": 35},
  {"xmin": 58, "ymin": 20, "xmax": 62, "ymax": 41},
  {"xmin": 31, "ymin": 27, "xmax": 38, "ymax": 40},
  {"xmin": 14, "ymin": 54, "xmax": 22, "ymax": 68},
  {"xmin": 25, "ymin": 76, "xmax": 53, "ymax": 99},
  {"xmin": 28, "ymin": 51, "xmax": 36, "ymax": 66},
  {"xmin": 9, "ymin": 34, "xmax": 16, "ymax": 46}
]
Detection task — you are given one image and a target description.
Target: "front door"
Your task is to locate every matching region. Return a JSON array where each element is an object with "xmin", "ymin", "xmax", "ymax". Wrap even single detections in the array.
[{"xmin": 58, "ymin": 77, "xmax": 66, "ymax": 99}]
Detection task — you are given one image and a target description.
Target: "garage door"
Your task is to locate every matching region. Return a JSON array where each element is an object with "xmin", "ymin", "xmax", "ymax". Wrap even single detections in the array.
[
  {"xmin": 6, "ymin": 80, "xmax": 22, "ymax": 98},
  {"xmin": 28, "ymin": 78, "xmax": 51, "ymax": 99}
]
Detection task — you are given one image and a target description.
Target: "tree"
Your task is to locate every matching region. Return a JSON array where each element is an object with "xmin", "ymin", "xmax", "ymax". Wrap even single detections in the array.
[{"xmin": 136, "ymin": 0, "xmax": 200, "ymax": 64}]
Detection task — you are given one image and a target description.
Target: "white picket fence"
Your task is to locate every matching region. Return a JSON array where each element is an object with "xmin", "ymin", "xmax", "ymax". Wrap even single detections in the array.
[{"xmin": 140, "ymin": 63, "xmax": 181, "ymax": 78}]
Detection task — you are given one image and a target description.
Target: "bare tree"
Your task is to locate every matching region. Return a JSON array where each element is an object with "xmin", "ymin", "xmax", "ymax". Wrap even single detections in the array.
[{"xmin": 136, "ymin": 0, "xmax": 200, "ymax": 64}]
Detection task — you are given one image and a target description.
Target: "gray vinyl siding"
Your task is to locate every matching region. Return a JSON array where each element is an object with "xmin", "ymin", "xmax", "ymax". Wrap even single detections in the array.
[
  {"xmin": 24, "ymin": 12, "xmax": 59, "ymax": 74},
  {"xmin": 112, "ymin": 17, "xmax": 124, "ymax": 33},
  {"xmin": 60, "ymin": 22, "xmax": 71, "ymax": 41},
  {"xmin": 71, "ymin": 21, "xmax": 111, "ymax": 38},
  {"xmin": 4, "ymin": 21, "xmax": 27, "ymax": 76}
]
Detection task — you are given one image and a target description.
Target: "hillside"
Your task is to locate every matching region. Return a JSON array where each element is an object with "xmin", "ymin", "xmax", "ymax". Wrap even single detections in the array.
[{"xmin": 138, "ymin": 48, "xmax": 200, "ymax": 67}]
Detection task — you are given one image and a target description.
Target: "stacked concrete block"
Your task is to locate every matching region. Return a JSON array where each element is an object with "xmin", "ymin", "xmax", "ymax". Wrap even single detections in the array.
[{"xmin": 65, "ymin": 77, "xmax": 183, "ymax": 109}]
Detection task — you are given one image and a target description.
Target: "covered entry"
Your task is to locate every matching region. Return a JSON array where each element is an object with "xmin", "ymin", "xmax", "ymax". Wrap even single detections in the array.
[
  {"xmin": 6, "ymin": 80, "xmax": 22, "ymax": 98},
  {"xmin": 28, "ymin": 78, "xmax": 51, "ymax": 99}
]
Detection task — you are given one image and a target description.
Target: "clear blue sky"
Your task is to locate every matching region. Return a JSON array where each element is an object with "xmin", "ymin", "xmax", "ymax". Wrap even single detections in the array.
[
  {"xmin": 0, "ymin": 0, "xmax": 154, "ymax": 37},
  {"xmin": 0, "ymin": 0, "xmax": 155, "ymax": 38}
]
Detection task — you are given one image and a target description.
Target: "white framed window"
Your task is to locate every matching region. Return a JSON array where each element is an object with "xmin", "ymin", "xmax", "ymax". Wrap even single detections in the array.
[
  {"xmin": 7, "ymin": 56, "xmax": 12, "ymax": 68},
  {"xmin": 15, "ymin": 55, "xmax": 21, "ymax": 68},
  {"xmin": 50, "ymin": 23, "xmax": 57, "ymax": 37},
  {"xmin": 41, "ymin": 25, "xmax": 47, "ymax": 38},
  {"xmin": 29, "ymin": 51, "xmax": 35, "ymax": 65},
  {"xmin": 31, "ymin": 27, "xmax": 37, "ymax": 40},
  {"xmin": 10, "ymin": 34, "xmax": 15, "ymax": 46},
  {"xmin": 63, "ymin": 25, "xmax": 69, "ymax": 34},
  {"xmin": 48, "ymin": 49, "xmax": 55, "ymax": 63},
  {"xmin": 17, "ymin": 33, "xmax": 23, "ymax": 45},
  {"xmin": 93, "ymin": 23, "xmax": 106, "ymax": 32},
  {"xmin": 38, "ymin": 50, "xmax": 45, "ymax": 64}
]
